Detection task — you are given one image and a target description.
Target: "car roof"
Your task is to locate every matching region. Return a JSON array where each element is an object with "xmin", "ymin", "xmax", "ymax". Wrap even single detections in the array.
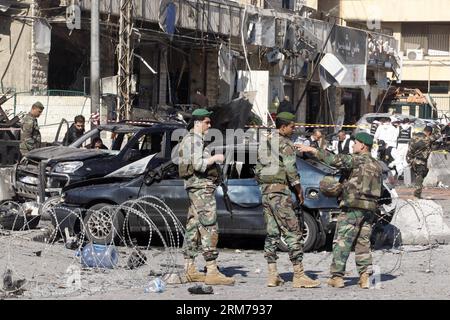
[
  {"xmin": 358, "ymin": 113, "xmax": 420, "ymax": 123},
  {"xmin": 98, "ymin": 121, "xmax": 185, "ymax": 133}
]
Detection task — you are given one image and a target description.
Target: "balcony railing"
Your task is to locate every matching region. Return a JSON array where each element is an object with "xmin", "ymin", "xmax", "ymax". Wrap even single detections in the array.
[{"xmin": 79, "ymin": 0, "xmax": 244, "ymax": 37}]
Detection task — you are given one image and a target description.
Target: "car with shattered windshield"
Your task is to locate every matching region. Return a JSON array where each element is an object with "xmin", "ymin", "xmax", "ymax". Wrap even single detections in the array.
[
  {"xmin": 52, "ymin": 136, "xmax": 397, "ymax": 252},
  {"xmin": 13, "ymin": 121, "xmax": 185, "ymax": 203}
]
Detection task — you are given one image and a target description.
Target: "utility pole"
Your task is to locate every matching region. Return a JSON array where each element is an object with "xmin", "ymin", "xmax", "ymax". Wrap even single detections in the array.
[
  {"xmin": 90, "ymin": 0, "xmax": 100, "ymax": 118},
  {"xmin": 117, "ymin": 0, "xmax": 134, "ymax": 121}
]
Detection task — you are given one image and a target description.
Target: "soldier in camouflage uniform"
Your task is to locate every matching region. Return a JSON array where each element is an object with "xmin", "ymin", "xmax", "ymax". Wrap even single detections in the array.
[
  {"xmin": 178, "ymin": 108, "xmax": 235, "ymax": 286},
  {"xmin": 20, "ymin": 101, "xmax": 44, "ymax": 156},
  {"xmin": 406, "ymin": 126, "xmax": 440, "ymax": 198},
  {"xmin": 298, "ymin": 132, "xmax": 382, "ymax": 289},
  {"xmin": 256, "ymin": 112, "xmax": 320, "ymax": 288}
]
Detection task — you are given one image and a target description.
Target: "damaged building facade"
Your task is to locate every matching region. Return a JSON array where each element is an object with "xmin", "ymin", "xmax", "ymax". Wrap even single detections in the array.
[{"xmin": 0, "ymin": 0, "xmax": 400, "ymax": 127}]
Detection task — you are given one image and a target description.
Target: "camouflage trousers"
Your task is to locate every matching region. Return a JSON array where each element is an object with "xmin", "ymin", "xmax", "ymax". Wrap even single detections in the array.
[
  {"xmin": 330, "ymin": 210, "xmax": 373, "ymax": 277},
  {"xmin": 183, "ymin": 186, "xmax": 219, "ymax": 262},
  {"xmin": 262, "ymin": 192, "xmax": 303, "ymax": 264},
  {"xmin": 412, "ymin": 164, "xmax": 429, "ymax": 198}
]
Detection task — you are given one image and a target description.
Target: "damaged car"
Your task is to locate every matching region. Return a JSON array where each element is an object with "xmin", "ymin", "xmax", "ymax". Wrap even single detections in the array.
[
  {"xmin": 13, "ymin": 121, "xmax": 185, "ymax": 204},
  {"xmin": 52, "ymin": 140, "xmax": 397, "ymax": 252}
]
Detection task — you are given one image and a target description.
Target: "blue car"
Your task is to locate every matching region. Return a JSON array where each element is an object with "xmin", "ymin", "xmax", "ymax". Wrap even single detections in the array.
[{"xmin": 53, "ymin": 143, "xmax": 396, "ymax": 252}]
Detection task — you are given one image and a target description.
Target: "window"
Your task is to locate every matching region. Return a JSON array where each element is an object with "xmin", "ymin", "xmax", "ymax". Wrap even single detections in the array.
[
  {"xmin": 139, "ymin": 132, "xmax": 165, "ymax": 157},
  {"xmin": 226, "ymin": 149, "xmax": 257, "ymax": 179},
  {"xmin": 402, "ymin": 23, "xmax": 450, "ymax": 55},
  {"xmin": 282, "ymin": 0, "xmax": 291, "ymax": 9},
  {"xmin": 430, "ymin": 81, "xmax": 449, "ymax": 94},
  {"xmin": 228, "ymin": 162, "xmax": 256, "ymax": 179},
  {"xmin": 402, "ymin": 23, "xmax": 428, "ymax": 52}
]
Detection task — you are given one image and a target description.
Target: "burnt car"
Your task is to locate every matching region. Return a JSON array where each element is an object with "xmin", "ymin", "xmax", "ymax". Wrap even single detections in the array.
[
  {"xmin": 13, "ymin": 121, "xmax": 185, "ymax": 203},
  {"xmin": 52, "ymin": 142, "xmax": 397, "ymax": 252}
]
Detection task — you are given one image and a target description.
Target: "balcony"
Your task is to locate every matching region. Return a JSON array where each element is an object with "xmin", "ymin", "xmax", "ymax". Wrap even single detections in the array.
[
  {"xmin": 79, "ymin": 0, "xmax": 246, "ymax": 37},
  {"xmin": 340, "ymin": 0, "xmax": 450, "ymax": 23}
]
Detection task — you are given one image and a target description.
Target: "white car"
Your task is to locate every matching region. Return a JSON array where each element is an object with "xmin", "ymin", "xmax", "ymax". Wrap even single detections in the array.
[{"xmin": 354, "ymin": 113, "xmax": 427, "ymax": 136}]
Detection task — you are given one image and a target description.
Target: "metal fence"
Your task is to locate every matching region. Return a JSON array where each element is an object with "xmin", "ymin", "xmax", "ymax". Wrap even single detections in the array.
[
  {"xmin": 13, "ymin": 90, "xmax": 86, "ymax": 97},
  {"xmin": 8, "ymin": 90, "xmax": 87, "ymax": 117},
  {"xmin": 430, "ymin": 95, "xmax": 450, "ymax": 118}
]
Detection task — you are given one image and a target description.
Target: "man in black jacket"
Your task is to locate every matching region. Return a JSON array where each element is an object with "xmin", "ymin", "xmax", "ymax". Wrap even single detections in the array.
[
  {"xmin": 63, "ymin": 115, "xmax": 85, "ymax": 146},
  {"xmin": 277, "ymin": 96, "xmax": 294, "ymax": 114}
]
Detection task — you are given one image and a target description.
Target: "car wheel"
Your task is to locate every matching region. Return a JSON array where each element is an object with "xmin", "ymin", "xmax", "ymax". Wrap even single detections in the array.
[
  {"xmin": 278, "ymin": 211, "xmax": 318, "ymax": 253},
  {"xmin": 83, "ymin": 203, "xmax": 124, "ymax": 245}
]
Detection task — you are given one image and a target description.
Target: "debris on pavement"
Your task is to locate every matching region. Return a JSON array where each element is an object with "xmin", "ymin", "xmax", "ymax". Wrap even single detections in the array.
[
  {"xmin": 2, "ymin": 269, "xmax": 26, "ymax": 295},
  {"xmin": 188, "ymin": 284, "xmax": 213, "ymax": 295},
  {"xmin": 165, "ymin": 272, "xmax": 188, "ymax": 284},
  {"xmin": 127, "ymin": 248, "xmax": 147, "ymax": 270}
]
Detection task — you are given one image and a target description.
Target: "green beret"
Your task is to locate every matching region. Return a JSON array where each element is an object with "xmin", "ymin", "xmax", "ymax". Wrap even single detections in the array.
[
  {"xmin": 32, "ymin": 101, "xmax": 44, "ymax": 110},
  {"xmin": 355, "ymin": 132, "xmax": 374, "ymax": 146},
  {"xmin": 192, "ymin": 108, "xmax": 212, "ymax": 117},
  {"xmin": 277, "ymin": 112, "xmax": 295, "ymax": 122}
]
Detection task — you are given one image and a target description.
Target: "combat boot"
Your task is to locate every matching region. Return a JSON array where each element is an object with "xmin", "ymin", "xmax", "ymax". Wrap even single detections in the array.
[
  {"xmin": 267, "ymin": 263, "xmax": 284, "ymax": 287},
  {"xmin": 327, "ymin": 275, "xmax": 345, "ymax": 288},
  {"xmin": 184, "ymin": 259, "xmax": 205, "ymax": 282},
  {"xmin": 204, "ymin": 260, "xmax": 235, "ymax": 286},
  {"xmin": 358, "ymin": 272, "xmax": 370, "ymax": 289},
  {"xmin": 292, "ymin": 263, "xmax": 320, "ymax": 288}
]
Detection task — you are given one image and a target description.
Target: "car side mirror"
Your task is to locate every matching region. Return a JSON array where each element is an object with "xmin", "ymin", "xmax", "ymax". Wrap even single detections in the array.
[{"xmin": 124, "ymin": 149, "xmax": 141, "ymax": 162}]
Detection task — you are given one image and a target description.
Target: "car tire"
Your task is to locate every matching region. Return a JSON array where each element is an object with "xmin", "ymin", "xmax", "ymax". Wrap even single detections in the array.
[
  {"xmin": 83, "ymin": 203, "xmax": 124, "ymax": 245},
  {"xmin": 278, "ymin": 211, "xmax": 318, "ymax": 253}
]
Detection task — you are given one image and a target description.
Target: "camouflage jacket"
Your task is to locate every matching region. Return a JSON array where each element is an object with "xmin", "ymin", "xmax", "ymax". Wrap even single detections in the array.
[
  {"xmin": 316, "ymin": 149, "xmax": 382, "ymax": 211},
  {"xmin": 406, "ymin": 132, "xmax": 440, "ymax": 166},
  {"xmin": 178, "ymin": 129, "xmax": 219, "ymax": 190},
  {"xmin": 19, "ymin": 113, "xmax": 41, "ymax": 153},
  {"xmin": 256, "ymin": 131, "xmax": 301, "ymax": 195}
]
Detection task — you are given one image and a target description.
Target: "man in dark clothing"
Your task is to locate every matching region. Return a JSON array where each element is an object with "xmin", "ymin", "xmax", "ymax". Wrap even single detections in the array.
[
  {"xmin": 191, "ymin": 88, "xmax": 209, "ymax": 108},
  {"xmin": 305, "ymin": 129, "xmax": 323, "ymax": 149},
  {"xmin": 277, "ymin": 96, "xmax": 295, "ymax": 114},
  {"xmin": 335, "ymin": 130, "xmax": 354, "ymax": 155},
  {"xmin": 63, "ymin": 115, "xmax": 85, "ymax": 146}
]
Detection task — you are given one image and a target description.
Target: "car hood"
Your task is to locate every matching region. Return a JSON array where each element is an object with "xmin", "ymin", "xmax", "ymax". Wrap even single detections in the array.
[
  {"xmin": 26, "ymin": 146, "xmax": 108, "ymax": 161},
  {"xmin": 62, "ymin": 176, "xmax": 135, "ymax": 192}
]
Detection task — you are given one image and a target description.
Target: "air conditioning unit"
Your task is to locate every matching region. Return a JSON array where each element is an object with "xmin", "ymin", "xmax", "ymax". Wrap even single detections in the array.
[{"xmin": 407, "ymin": 49, "xmax": 424, "ymax": 61}]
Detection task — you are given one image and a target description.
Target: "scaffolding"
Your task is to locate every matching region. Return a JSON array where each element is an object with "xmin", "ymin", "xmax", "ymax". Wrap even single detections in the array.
[{"xmin": 116, "ymin": 0, "xmax": 134, "ymax": 121}]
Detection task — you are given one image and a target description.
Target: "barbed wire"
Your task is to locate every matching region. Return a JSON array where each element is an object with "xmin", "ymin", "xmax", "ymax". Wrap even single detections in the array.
[
  {"xmin": 0, "ymin": 196, "xmax": 186, "ymax": 298},
  {"xmin": 1, "ymin": 193, "xmax": 449, "ymax": 297}
]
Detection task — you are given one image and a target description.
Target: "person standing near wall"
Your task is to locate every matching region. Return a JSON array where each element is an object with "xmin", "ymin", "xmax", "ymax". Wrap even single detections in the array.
[
  {"xmin": 19, "ymin": 101, "xmax": 44, "ymax": 156},
  {"xmin": 63, "ymin": 115, "xmax": 85, "ymax": 146}
]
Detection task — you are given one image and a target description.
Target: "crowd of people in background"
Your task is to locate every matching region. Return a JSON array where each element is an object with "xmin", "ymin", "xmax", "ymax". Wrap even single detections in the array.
[{"xmin": 294, "ymin": 114, "xmax": 447, "ymax": 194}]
